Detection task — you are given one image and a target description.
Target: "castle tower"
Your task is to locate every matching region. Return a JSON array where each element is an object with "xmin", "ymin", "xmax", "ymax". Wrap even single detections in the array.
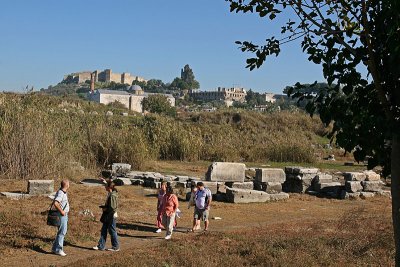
[{"xmin": 90, "ymin": 72, "xmax": 95, "ymax": 93}]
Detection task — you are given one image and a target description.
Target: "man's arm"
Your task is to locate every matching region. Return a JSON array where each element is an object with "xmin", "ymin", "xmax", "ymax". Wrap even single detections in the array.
[
  {"xmin": 54, "ymin": 201, "xmax": 66, "ymax": 216},
  {"xmin": 206, "ymin": 190, "xmax": 212, "ymax": 210}
]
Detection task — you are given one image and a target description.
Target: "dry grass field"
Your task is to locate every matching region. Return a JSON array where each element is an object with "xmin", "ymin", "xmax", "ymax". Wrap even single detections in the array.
[{"xmin": 0, "ymin": 175, "xmax": 394, "ymax": 267}]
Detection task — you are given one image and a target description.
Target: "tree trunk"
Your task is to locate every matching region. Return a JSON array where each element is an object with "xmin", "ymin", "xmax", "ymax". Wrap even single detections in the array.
[{"xmin": 392, "ymin": 133, "xmax": 400, "ymax": 267}]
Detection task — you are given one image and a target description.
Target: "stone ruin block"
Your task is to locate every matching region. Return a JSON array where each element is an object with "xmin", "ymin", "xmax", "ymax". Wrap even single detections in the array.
[
  {"xmin": 343, "ymin": 172, "xmax": 366, "ymax": 182},
  {"xmin": 360, "ymin": 192, "xmax": 375, "ymax": 199},
  {"xmin": 376, "ymin": 190, "xmax": 391, "ymax": 197},
  {"xmin": 206, "ymin": 162, "xmax": 246, "ymax": 182},
  {"xmin": 284, "ymin": 167, "xmax": 319, "ymax": 193},
  {"xmin": 340, "ymin": 191, "xmax": 361, "ymax": 200},
  {"xmin": 225, "ymin": 182, "xmax": 254, "ymax": 190},
  {"xmin": 113, "ymin": 178, "xmax": 132, "ymax": 186},
  {"xmin": 226, "ymin": 188, "xmax": 289, "ymax": 203},
  {"xmin": 345, "ymin": 181, "xmax": 363, "ymax": 193},
  {"xmin": 285, "ymin": 167, "xmax": 319, "ymax": 175},
  {"xmin": 254, "ymin": 181, "xmax": 282, "ymax": 194},
  {"xmin": 217, "ymin": 183, "xmax": 227, "ymax": 194},
  {"xmin": 265, "ymin": 182, "xmax": 283, "ymax": 194},
  {"xmin": 1, "ymin": 192, "xmax": 31, "ymax": 200},
  {"xmin": 312, "ymin": 174, "xmax": 333, "ymax": 185},
  {"xmin": 253, "ymin": 181, "xmax": 263, "ymax": 191},
  {"xmin": 255, "ymin": 168, "xmax": 285, "ymax": 183},
  {"xmin": 80, "ymin": 178, "xmax": 105, "ymax": 187},
  {"xmin": 152, "ymin": 181, "xmax": 161, "ymax": 189},
  {"xmin": 167, "ymin": 181, "xmax": 178, "ymax": 188},
  {"xmin": 175, "ymin": 176, "xmax": 190, "ymax": 182},
  {"xmin": 164, "ymin": 175, "xmax": 176, "ymax": 182},
  {"xmin": 112, "ymin": 163, "xmax": 131, "ymax": 175},
  {"xmin": 314, "ymin": 182, "xmax": 342, "ymax": 193},
  {"xmin": 144, "ymin": 176, "xmax": 162, "ymax": 182},
  {"xmin": 125, "ymin": 171, "xmax": 145, "ymax": 179},
  {"xmin": 226, "ymin": 188, "xmax": 271, "ymax": 204},
  {"xmin": 361, "ymin": 181, "xmax": 381, "ymax": 192},
  {"xmin": 202, "ymin": 181, "xmax": 218, "ymax": 195},
  {"xmin": 130, "ymin": 179, "xmax": 144, "ymax": 186},
  {"xmin": 364, "ymin": 170, "xmax": 381, "ymax": 181},
  {"xmin": 269, "ymin": 192, "xmax": 289, "ymax": 201},
  {"xmin": 283, "ymin": 179, "xmax": 311, "ymax": 193},
  {"xmin": 143, "ymin": 179, "xmax": 161, "ymax": 188},
  {"xmin": 28, "ymin": 180, "xmax": 54, "ymax": 195}
]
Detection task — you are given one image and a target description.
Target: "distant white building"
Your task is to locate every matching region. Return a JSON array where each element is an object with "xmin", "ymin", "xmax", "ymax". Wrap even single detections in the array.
[
  {"xmin": 189, "ymin": 87, "xmax": 247, "ymax": 102},
  {"xmin": 262, "ymin": 93, "xmax": 287, "ymax": 103},
  {"xmin": 89, "ymin": 86, "xmax": 175, "ymax": 113}
]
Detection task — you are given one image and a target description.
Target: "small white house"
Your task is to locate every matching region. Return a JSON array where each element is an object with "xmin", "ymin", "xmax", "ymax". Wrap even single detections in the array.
[{"xmin": 89, "ymin": 86, "xmax": 175, "ymax": 113}]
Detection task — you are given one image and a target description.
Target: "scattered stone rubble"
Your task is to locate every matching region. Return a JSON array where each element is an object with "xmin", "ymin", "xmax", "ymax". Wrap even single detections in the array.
[
  {"xmin": 77, "ymin": 162, "xmax": 391, "ymax": 204},
  {"xmin": 340, "ymin": 170, "xmax": 390, "ymax": 199}
]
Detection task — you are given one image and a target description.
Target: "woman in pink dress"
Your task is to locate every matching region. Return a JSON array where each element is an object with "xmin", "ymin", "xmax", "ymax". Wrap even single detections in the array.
[{"xmin": 155, "ymin": 182, "xmax": 167, "ymax": 233}]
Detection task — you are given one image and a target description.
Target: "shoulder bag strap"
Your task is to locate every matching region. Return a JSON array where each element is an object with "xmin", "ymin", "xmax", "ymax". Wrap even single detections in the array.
[
  {"xmin": 61, "ymin": 193, "xmax": 67, "ymax": 211},
  {"xmin": 48, "ymin": 190, "xmax": 59, "ymax": 211}
]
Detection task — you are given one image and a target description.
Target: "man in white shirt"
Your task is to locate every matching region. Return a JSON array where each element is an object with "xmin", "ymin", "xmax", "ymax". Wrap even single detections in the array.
[
  {"xmin": 52, "ymin": 179, "xmax": 70, "ymax": 256},
  {"xmin": 191, "ymin": 182, "xmax": 212, "ymax": 232}
]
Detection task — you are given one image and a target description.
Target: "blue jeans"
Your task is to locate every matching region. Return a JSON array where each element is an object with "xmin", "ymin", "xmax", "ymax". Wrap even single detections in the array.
[
  {"xmin": 52, "ymin": 214, "xmax": 68, "ymax": 252},
  {"xmin": 97, "ymin": 217, "xmax": 119, "ymax": 250}
]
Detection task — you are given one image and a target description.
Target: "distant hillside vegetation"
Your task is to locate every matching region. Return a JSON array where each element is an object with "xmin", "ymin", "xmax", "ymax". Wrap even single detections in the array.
[
  {"xmin": 0, "ymin": 93, "xmax": 328, "ymax": 180},
  {"xmin": 40, "ymin": 81, "xmax": 129, "ymax": 98}
]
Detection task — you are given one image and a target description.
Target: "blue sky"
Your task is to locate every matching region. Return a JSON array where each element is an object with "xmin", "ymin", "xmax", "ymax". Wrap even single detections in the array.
[{"xmin": 0, "ymin": 0, "xmax": 325, "ymax": 93}]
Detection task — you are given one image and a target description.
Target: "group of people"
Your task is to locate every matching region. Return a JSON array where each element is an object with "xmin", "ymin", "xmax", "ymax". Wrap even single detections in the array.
[
  {"xmin": 154, "ymin": 181, "xmax": 212, "ymax": 239},
  {"xmin": 50, "ymin": 173, "xmax": 212, "ymax": 257}
]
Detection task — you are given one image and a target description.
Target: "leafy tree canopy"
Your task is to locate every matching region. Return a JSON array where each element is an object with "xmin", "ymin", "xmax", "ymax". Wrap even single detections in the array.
[
  {"xmin": 227, "ymin": 0, "xmax": 400, "ymax": 263},
  {"xmin": 228, "ymin": 0, "xmax": 399, "ymax": 175},
  {"xmin": 170, "ymin": 64, "xmax": 200, "ymax": 90},
  {"xmin": 141, "ymin": 94, "xmax": 176, "ymax": 117},
  {"xmin": 245, "ymin": 89, "xmax": 267, "ymax": 106}
]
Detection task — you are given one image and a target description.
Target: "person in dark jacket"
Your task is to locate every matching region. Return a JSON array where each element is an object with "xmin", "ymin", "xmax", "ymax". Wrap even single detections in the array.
[{"xmin": 93, "ymin": 177, "xmax": 120, "ymax": 251}]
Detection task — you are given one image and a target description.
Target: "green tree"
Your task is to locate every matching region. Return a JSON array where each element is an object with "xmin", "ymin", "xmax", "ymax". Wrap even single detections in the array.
[
  {"xmin": 245, "ymin": 89, "xmax": 267, "ymax": 106},
  {"xmin": 170, "ymin": 64, "xmax": 200, "ymax": 90},
  {"xmin": 141, "ymin": 94, "xmax": 176, "ymax": 116},
  {"xmin": 169, "ymin": 77, "xmax": 189, "ymax": 91},
  {"xmin": 227, "ymin": 0, "xmax": 400, "ymax": 263},
  {"xmin": 131, "ymin": 80, "xmax": 147, "ymax": 89}
]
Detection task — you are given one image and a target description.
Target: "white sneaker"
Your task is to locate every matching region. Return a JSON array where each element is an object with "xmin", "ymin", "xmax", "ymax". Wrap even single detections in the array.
[
  {"xmin": 54, "ymin": 250, "xmax": 67, "ymax": 256},
  {"xmin": 107, "ymin": 248, "xmax": 120, "ymax": 252},
  {"xmin": 155, "ymin": 228, "xmax": 162, "ymax": 233},
  {"xmin": 93, "ymin": 246, "xmax": 105, "ymax": 251},
  {"xmin": 165, "ymin": 235, "xmax": 171, "ymax": 240}
]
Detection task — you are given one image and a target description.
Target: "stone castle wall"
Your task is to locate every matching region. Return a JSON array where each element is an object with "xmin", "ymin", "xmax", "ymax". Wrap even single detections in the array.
[{"xmin": 64, "ymin": 69, "xmax": 146, "ymax": 85}]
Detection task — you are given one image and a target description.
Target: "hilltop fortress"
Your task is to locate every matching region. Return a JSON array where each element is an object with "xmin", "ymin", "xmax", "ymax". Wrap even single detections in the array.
[{"xmin": 63, "ymin": 69, "xmax": 147, "ymax": 85}]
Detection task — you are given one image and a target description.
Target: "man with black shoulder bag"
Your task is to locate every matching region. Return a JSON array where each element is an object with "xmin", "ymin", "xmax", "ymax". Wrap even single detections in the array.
[{"xmin": 49, "ymin": 179, "xmax": 70, "ymax": 256}]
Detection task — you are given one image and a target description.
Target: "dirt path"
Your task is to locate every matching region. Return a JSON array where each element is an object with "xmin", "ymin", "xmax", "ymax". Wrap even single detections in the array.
[{"xmin": 0, "ymin": 182, "xmax": 392, "ymax": 267}]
